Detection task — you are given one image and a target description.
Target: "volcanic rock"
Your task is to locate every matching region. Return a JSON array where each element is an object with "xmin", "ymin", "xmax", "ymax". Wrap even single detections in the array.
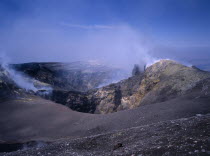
[{"xmin": 85, "ymin": 60, "xmax": 210, "ymax": 114}]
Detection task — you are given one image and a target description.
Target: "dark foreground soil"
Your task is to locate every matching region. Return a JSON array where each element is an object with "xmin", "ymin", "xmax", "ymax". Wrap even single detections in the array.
[{"xmin": 2, "ymin": 114, "xmax": 210, "ymax": 156}]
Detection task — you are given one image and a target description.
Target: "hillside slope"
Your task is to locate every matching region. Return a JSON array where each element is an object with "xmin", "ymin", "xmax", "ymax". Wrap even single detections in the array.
[
  {"xmin": 0, "ymin": 77, "xmax": 210, "ymax": 143},
  {"xmin": 3, "ymin": 114, "xmax": 210, "ymax": 156}
]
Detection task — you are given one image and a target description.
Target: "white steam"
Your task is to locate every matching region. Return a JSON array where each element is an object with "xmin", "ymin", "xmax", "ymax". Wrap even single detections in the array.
[
  {"xmin": 146, "ymin": 58, "xmax": 193, "ymax": 68},
  {"xmin": 1, "ymin": 23, "xmax": 157, "ymax": 71},
  {"xmin": 0, "ymin": 54, "xmax": 52, "ymax": 92}
]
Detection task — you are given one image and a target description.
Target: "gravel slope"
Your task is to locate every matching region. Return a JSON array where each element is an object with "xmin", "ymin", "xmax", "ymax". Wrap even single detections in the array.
[
  {"xmin": 0, "ymin": 82, "xmax": 210, "ymax": 144},
  {"xmin": 2, "ymin": 114, "xmax": 210, "ymax": 156}
]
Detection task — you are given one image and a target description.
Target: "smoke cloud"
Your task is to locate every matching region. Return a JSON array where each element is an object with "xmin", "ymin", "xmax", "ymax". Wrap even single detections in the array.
[
  {"xmin": 1, "ymin": 21, "xmax": 156, "ymax": 71},
  {"xmin": 0, "ymin": 54, "xmax": 52, "ymax": 92}
]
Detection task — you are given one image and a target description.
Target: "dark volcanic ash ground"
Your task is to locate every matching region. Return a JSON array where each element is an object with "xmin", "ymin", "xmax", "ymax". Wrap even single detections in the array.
[
  {"xmin": 0, "ymin": 60, "xmax": 210, "ymax": 156},
  {"xmin": 2, "ymin": 114, "xmax": 210, "ymax": 156}
]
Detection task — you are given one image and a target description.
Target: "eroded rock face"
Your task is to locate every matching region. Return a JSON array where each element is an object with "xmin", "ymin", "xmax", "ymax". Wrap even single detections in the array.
[
  {"xmin": 88, "ymin": 74, "xmax": 144, "ymax": 114},
  {"xmin": 139, "ymin": 60, "xmax": 210, "ymax": 105},
  {"xmin": 50, "ymin": 90, "xmax": 96, "ymax": 113},
  {"xmin": 83, "ymin": 60, "xmax": 210, "ymax": 114}
]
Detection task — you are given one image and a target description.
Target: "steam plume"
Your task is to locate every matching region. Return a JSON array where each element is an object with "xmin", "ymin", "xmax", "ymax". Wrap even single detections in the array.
[{"xmin": 0, "ymin": 54, "xmax": 52, "ymax": 92}]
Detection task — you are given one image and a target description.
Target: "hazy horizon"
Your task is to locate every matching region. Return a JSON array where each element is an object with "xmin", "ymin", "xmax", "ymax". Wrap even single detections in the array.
[{"xmin": 0, "ymin": 0, "xmax": 210, "ymax": 70}]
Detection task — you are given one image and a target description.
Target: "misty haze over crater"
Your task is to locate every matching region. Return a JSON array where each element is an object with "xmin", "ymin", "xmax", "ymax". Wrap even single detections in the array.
[{"xmin": 0, "ymin": 0, "xmax": 210, "ymax": 71}]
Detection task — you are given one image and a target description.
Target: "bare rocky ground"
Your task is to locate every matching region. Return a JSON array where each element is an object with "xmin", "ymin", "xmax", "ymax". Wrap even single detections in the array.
[
  {"xmin": 1, "ymin": 114, "xmax": 210, "ymax": 156},
  {"xmin": 1, "ymin": 60, "xmax": 210, "ymax": 155}
]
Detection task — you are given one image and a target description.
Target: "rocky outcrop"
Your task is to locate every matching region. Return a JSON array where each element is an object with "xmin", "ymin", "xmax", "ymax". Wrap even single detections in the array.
[
  {"xmin": 138, "ymin": 60, "xmax": 210, "ymax": 105},
  {"xmin": 87, "ymin": 74, "xmax": 144, "ymax": 114},
  {"xmin": 84, "ymin": 60, "xmax": 210, "ymax": 114},
  {"xmin": 48, "ymin": 90, "xmax": 96, "ymax": 113},
  {"xmin": 44, "ymin": 73, "xmax": 144, "ymax": 114}
]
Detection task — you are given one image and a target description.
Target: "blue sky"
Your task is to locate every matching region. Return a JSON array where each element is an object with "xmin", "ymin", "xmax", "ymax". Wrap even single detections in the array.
[{"xmin": 0, "ymin": 0, "xmax": 210, "ymax": 67}]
